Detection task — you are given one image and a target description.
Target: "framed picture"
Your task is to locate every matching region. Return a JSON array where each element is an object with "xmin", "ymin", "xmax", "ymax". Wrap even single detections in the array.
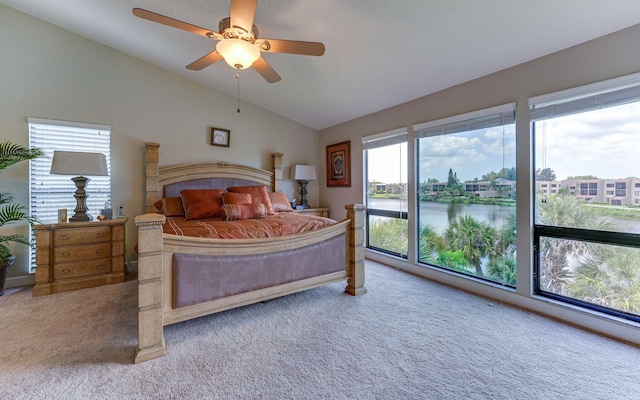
[
  {"xmin": 326, "ymin": 140, "xmax": 351, "ymax": 187},
  {"xmin": 211, "ymin": 127, "xmax": 230, "ymax": 147}
]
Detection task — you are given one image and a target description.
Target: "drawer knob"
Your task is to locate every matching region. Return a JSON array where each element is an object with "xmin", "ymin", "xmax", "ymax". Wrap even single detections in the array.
[
  {"xmin": 60, "ymin": 234, "xmax": 70, "ymax": 240},
  {"xmin": 96, "ymin": 248, "xmax": 104, "ymax": 254},
  {"xmin": 96, "ymin": 264, "xmax": 104, "ymax": 270},
  {"xmin": 62, "ymin": 251, "xmax": 70, "ymax": 257},
  {"xmin": 62, "ymin": 268, "xmax": 70, "ymax": 274},
  {"xmin": 96, "ymin": 232, "xmax": 104, "ymax": 238}
]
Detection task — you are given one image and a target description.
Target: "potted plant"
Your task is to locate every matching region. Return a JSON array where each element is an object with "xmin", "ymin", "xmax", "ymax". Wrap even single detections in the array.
[{"xmin": 0, "ymin": 141, "xmax": 44, "ymax": 295}]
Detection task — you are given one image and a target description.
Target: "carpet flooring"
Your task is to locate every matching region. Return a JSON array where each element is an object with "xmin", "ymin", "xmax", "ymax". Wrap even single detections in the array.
[{"xmin": 1, "ymin": 260, "xmax": 639, "ymax": 399}]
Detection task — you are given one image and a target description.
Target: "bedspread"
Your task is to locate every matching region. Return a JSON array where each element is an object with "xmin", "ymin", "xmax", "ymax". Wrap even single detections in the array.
[{"xmin": 162, "ymin": 212, "xmax": 335, "ymax": 239}]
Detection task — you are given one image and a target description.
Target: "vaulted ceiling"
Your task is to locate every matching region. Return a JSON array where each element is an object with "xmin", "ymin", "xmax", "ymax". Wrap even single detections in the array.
[{"xmin": 2, "ymin": 0, "xmax": 640, "ymax": 130}]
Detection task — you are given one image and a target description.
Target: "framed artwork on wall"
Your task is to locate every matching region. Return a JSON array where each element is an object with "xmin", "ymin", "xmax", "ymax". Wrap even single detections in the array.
[
  {"xmin": 326, "ymin": 140, "xmax": 351, "ymax": 187},
  {"xmin": 211, "ymin": 127, "xmax": 230, "ymax": 147}
]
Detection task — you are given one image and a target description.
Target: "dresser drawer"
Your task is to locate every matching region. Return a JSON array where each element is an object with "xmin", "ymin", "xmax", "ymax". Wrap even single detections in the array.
[
  {"xmin": 54, "ymin": 242, "xmax": 111, "ymax": 263},
  {"xmin": 54, "ymin": 226, "xmax": 110, "ymax": 245},
  {"xmin": 53, "ymin": 258, "xmax": 111, "ymax": 280}
]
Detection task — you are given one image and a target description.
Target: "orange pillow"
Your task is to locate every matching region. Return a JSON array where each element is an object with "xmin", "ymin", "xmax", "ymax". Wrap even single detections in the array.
[
  {"xmin": 227, "ymin": 185, "xmax": 276, "ymax": 214},
  {"xmin": 221, "ymin": 203, "xmax": 267, "ymax": 221},
  {"xmin": 269, "ymin": 192, "xmax": 294, "ymax": 212},
  {"xmin": 153, "ymin": 197, "xmax": 185, "ymax": 216},
  {"xmin": 222, "ymin": 192, "xmax": 253, "ymax": 205},
  {"xmin": 180, "ymin": 189, "xmax": 226, "ymax": 220}
]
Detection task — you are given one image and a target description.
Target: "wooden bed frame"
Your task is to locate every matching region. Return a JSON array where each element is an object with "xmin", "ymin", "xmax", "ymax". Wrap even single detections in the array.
[{"xmin": 134, "ymin": 142, "xmax": 366, "ymax": 363}]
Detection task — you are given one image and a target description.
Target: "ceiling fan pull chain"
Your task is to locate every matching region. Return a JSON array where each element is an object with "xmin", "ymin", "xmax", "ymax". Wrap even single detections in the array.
[{"xmin": 236, "ymin": 66, "xmax": 241, "ymax": 113}]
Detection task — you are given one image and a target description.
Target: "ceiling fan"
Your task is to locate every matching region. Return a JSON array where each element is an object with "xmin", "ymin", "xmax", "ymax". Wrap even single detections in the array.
[{"xmin": 132, "ymin": 0, "xmax": 325, "ymax": 83}]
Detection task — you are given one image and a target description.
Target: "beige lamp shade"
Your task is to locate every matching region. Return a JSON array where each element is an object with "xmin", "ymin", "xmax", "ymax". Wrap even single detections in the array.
[
  {"xmin": 50, "ymin": 151, "xmax": 108, "ymax": 176},
  {"xmin": 290, "ymin": 165, "xmax": 317, "ymax": 181}
]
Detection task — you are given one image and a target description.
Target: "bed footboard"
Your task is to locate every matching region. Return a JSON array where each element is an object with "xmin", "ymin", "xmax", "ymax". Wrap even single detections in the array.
[{"xmin": 134, "ymin": 204, "xmax": 366, "ymax": 364}]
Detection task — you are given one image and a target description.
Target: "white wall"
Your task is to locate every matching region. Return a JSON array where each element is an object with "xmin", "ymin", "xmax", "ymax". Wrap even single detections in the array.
[
  {"xmin": 319, "ymin": 22, "xmax": 640, "ymax": 344},
  {"xmin": 0, "ymin": 5, "xmax": 319, "ymax": 284}
]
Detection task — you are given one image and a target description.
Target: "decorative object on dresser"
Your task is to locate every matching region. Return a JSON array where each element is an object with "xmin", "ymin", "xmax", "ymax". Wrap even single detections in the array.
[
  {"xmin": 32, "ymin": 218, "xmax": 127, "ymax": 296},
  {"xmin": 290, "ymin": 164, "xmax": 317, "ymax": 209},
  {"xmin": 0, "ymin": 141, "xmax": 44, "ymax": 296},
  {"xmin": 326, "ymin": 141, "xmax": 351, "ymax": 187},
  {"xmin": 294, "ymin": 207, "xmax": 329, "ymax": 218},
  {"xmin": 49, "ymin": 151, "xmax": 108, "ymax": 222},
  {"xmin": 211, "ymin": 127, "xmax": 230, "ymax": 147}
]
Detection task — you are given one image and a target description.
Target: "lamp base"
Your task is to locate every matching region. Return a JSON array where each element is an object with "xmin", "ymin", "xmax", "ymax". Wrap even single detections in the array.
[
  {"xmin": 70, "ymin": 176, "xmax": 93, "ymax": 222},
  {"xmin": 297, "ymin": 180, "xmax": 311, "ymax": 209}
]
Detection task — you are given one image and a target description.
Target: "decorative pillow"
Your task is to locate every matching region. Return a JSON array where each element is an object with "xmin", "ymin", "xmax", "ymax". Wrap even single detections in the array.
[
  {"xmin": 269, "ymin": 192, "xmax": 294, "ymax": 212},
  {"xmin": 222, "ymin": 192, "xmax": 253, "ymax": 205},
  {"xmin": 227, "ymin": 185, "xmax": 276, "ymax": 214},
  {"xmin": 221, "ymin": 203, "xmax": 267, "ymax": 221},
  {"xmin": 153, "ymin": 197, "xmax": 185, "ymax": 217},
  {"xmin": 180, "ymin": 189, "xmax": 226, "ymax": 220}
]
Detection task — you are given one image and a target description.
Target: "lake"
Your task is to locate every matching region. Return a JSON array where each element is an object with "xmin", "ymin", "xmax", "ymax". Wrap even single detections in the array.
[{"xmin": 367, "ymin": 197, "xmax": 640, "ymax": 234}]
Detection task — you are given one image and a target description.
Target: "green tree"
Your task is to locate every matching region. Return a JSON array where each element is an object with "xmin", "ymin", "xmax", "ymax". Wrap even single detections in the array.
[
  {"xmin": 368, "ymin": 218, "xmax": 408, "ymax": 255},
  {"xmin": 570, "ymin": 246, "xmax": 640, "ymax": 313},
  {"xmin": 444, "ymin": 215, "xmax": 496, "ymax": 277},
  {"xmin": 418, "ymin": 224, "xmax": 446, "ymax": 264},
  {"xmin": 487, "ymin": 256, "xmax": 517, "ymax": 286},
  {"xmin": 535, "ymin": 167, "xmax": 557, "ymax": 181},
  {"xmin": 536, "ymin": 196, "xmax": 612, "ymax": 294},
  {"xmin": 436, "ymin": 250, "xmax": 474, "ymax": 274}
]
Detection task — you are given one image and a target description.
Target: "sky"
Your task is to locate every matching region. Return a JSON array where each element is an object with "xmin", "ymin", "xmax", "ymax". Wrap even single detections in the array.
[
  {"xmin": 536, "ymin": 101, "xmax": 640, "ymax": 180},
  {"xmin": 367, "ymin": 100, "xmax": 640, "ymax": 184}
]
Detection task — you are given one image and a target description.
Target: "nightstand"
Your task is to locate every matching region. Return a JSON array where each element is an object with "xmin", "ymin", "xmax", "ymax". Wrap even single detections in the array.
[
  {"xmin": 33, "ymin": 218, "xmax": 127, "ymax": 296},
  {"xmin": 295, "ymin": 208, "xmax": 329, "ymax": 218}
]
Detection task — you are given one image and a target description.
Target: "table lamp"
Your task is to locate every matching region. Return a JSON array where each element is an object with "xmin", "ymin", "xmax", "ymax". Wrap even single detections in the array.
[
  {"xmin": 50, "ymin": 151, "xmax": 108, "ymax": 222},
  {"xmin": 290, "ymin": 165, "xmax": 317, "ymax": 209}
]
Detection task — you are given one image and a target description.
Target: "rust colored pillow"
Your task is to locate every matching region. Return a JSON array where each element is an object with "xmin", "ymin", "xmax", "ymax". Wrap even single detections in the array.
[
  {"xmin": 221, "ymin": 203, "xmax": 267, "ymax": 221},
  {"xmin": 153, "ymin": 197, "xmax": 185, "ymax": 216},
  {"xmin": 222, "ymin": 192, "xmax": 253, "ymax": 205},
  {"xmin": 227, "ymin": 185, "xmax": 275, "ymax": 214},
  {"xmin": 180, "ymin": 189, "xmax": 226, "ymax": 220},
  {"xmin": 269, "ymin": 192, "xmax": 294, "ymax": 212}
]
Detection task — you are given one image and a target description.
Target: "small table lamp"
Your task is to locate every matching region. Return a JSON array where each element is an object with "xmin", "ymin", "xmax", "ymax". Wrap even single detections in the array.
[
  {"xmin": 290, "ymin": 165, "xmax": 317, "ymax": 209},
  {"xmin": 50, "ymin": 151, "xmax": 108, "ymax": 222}
]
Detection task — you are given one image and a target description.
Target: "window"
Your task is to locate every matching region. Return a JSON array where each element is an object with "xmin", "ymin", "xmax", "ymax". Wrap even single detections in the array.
[
  {"xmin": 530, "ymin": 72, "xmax": 640, "ymax": 322},
  {"xmin": 362, "ymin": 129, "xmax": 408, "ymax": 258},
  {"xmin": 414, "ymin": 103, "xmax": 516, "ymax": 285},
  {"xmin": 29, "ymin": 118, "xmax": 111, "ymax": 270}
]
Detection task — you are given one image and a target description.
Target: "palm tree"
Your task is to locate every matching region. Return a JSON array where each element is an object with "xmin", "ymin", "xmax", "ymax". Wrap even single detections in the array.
[
  {"xmin": 444, "ymin": 215, "xmax": 496, "ymax": 277},
  {"xmin": 418, "ymin": 224, "xmax": 446, "ymax": 264},
  {"xmin": 0, "ymin": 142, "xmax": 44, "ymax": 260},
  {"xmin": 570, "ymin": 245, "xmax": 640, "ymax": 313},
  {"xmin": 536, "ymin": 196, "xmax": 612, "ymax": 294}
]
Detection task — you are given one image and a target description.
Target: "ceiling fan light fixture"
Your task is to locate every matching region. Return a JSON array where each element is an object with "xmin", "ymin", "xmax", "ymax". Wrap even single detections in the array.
[{"xmin": 217, "ymin": 39, "xmax": 260, "ymax": 69}]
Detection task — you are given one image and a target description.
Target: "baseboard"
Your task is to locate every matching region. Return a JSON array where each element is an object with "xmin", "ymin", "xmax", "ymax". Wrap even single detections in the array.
[{"xmin": 5, "ymin": 274, "xmax": 35, "ymax": 289}]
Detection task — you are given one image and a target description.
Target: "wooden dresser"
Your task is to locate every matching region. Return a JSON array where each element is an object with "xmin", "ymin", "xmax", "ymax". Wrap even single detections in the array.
[
  {"xmin": 295, "ymin": 207, "xmax": 329, "ymax": 218},
  {"xmin": 33, "ymin": 218, "xmax": 127, "ymax": 296}
]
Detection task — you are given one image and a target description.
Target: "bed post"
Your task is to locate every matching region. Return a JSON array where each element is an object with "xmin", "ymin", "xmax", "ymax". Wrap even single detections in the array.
[
  {"xmin": 145, "ymin": 142, "xmax": 161, "ymax": 213},
  {"xmin": 134, "ymin": 213, "xmax": 167, "ymax": 363},
  {"xmin": 272, "ymin": 152, "xmax": 283, "ymax": 192},
  {"xmin": 345, "ymin": 204, "xmax": 367, "ymax": 296}
]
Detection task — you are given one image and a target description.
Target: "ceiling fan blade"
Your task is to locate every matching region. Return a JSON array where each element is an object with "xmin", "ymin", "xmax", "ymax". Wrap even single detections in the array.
[
  {"xmin": 259, "ymin": 39, "xmax": 325, "ymax": 56},
  {"xmin": 253, "ymin": 57, "xmax": 281, "ymax": 83},
  {"xmin": 230, "ymin": 0, "xmax": 258, "ymax": 33},
  {"xmin": 133, "ymin": 8, "xmax": 215, "ymax": 38},
  {"xmin": 186, "ymin": 51, "xmax": 224, "ymax": 71}
]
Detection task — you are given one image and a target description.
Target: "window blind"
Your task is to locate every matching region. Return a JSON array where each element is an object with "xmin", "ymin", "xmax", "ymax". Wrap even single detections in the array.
[
  {"xmin": 414, "ymin": 103, "xmax": 516, "ymax": 138},
  {"xmin": 529, "ymin": 72, "xmax": 640, "ymax": 121},
  {"xmin": 28, "ymin": 118, "xmax": 111, "ymax": 224},
  {"xmin": 28, "ymin": 118, "xmax": 111, "ymax": 270},
  {"xmin": 362, "ymin": 128, "xmax": 408, "ymax": 150}
]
